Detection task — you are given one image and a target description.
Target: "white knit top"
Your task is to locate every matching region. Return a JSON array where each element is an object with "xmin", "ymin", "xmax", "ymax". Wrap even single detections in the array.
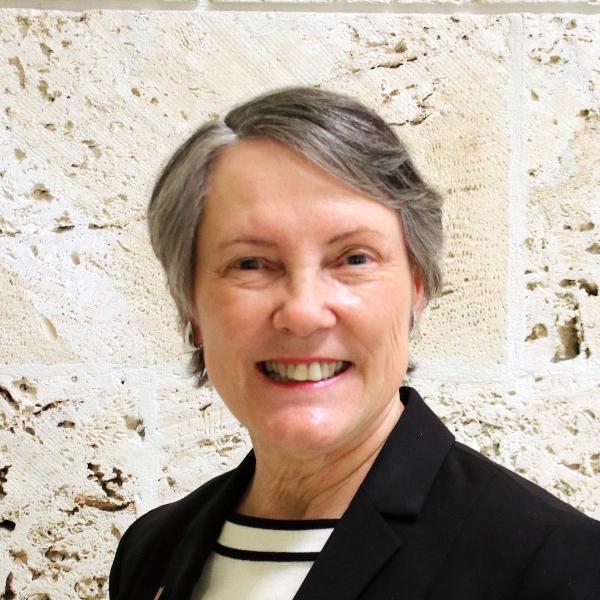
[{"xmin": 191, "ymin": 514, "xmax": 338, "ymax": 599}]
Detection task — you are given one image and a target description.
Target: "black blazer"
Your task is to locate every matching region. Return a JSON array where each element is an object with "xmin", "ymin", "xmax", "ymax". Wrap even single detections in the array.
[{"xmin": 109, "ymin": 387, "xmax": 600, "ymax": 599}]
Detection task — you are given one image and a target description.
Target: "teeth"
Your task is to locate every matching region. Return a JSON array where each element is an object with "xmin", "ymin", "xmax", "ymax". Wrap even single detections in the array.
[
  {"xmin": 264, "ymin": 361, "xmax": 347, "ymax": 382},
  {"xmin": 307, "ymin": 363, "xmax": 321, "ymax": 381},
  {"xmin": 295, "ymin": 364, "xmax": 308, "ymax": 381}
]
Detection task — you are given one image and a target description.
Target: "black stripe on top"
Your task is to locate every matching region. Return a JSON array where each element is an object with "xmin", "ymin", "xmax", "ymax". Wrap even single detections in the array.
[
  {"xmin": 214, "ymin": 542, "xmax": 320, "ymax": 563},
  {"xmin": 228, "ymin": 513, "xmax": 339, "ymax": 530}
]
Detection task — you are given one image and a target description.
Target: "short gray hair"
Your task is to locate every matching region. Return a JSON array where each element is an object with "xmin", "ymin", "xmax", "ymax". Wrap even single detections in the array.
[{"xmin": 148, "ymin": 86, "xmax": 444, "ymax": 387}]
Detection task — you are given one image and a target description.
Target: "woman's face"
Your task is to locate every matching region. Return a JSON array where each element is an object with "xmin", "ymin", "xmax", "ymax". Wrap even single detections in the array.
[{"xmin": 193, "ymin": 138, "xmax": 423, "ymax": 457}]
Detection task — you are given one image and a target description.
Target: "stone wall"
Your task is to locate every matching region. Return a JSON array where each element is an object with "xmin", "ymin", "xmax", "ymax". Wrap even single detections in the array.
[{"xmin": 0, "ymin": 1, "xmax": 599, "ymax": 598}]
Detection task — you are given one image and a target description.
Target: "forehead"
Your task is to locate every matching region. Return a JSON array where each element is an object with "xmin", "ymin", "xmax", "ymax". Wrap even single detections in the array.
[
  {"xmin": 209, "ymin": 138, "xmax": 363, "ymax": 203},
  {"xmin": 202, "ymin": 138, "xmax": 403, "ymax": 243}
]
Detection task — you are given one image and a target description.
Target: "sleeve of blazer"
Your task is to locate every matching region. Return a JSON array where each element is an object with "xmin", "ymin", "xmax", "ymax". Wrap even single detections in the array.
[
  {"xmin": 514, "ymin": 515, "xmax": 600, "ymax": 599},
  {"xmin": 109, "ymin": 509, "xmax": 155, "ymax": 599}
]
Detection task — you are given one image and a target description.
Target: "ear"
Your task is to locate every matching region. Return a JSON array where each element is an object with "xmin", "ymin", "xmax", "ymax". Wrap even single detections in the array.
[{"xmin": 411, "ymin": 267, "xmax": 426, "ymax": 317}]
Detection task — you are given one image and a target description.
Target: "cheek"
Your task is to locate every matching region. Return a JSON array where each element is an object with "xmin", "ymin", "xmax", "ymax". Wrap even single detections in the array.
[
  {"xmin": 359, "ymin": 286, "xmax": 410, "ymax": 375},
  {"xmin": 197, "ymin": 285, "xmax": 241, "ymax": 329},
  {"xmin": 384, "ymin": 310, "xmax": 409, "ymax": 375},
  {"xmin": 198, "ymin": 292, "xmax": 269, "ymax": 354},
  {"xmin": 353, "ymin": 281, "xmax": 410, "ymax": 337}
]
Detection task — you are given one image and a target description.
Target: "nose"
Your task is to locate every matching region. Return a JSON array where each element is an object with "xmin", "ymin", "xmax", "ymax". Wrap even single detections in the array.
[{"xmin": 272, "ymin": 269, "xmax": 337, "ymax": 337}]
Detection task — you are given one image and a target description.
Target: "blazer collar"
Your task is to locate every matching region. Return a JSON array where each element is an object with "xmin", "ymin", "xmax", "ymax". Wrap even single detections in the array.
[{"xmin": 161, "ymin": 386, "xmax": 454, "ymax": 600}]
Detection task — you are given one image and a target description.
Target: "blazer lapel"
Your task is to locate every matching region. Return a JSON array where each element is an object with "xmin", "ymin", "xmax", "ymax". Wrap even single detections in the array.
[{"xmin": 294, "ymin": 487, "xmax": 402, "ymax": 600}]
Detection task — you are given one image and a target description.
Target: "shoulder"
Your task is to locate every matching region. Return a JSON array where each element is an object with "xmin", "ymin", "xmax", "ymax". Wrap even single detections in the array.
[
  {"xmin": 451, "ymin": 440, "xmax": 597, "ymax": 524},
  {"xmin": 108, "ymin": 469, "xmax": 232, "ymax": 597},
  {"xmin": 434, "ymin": 439, "xmax": 600, "ymax": 544},
  {"xmin": 122, "ymin": 468, "xmax": 232, "ymax": 551},
  {"xmin": 448, "ymin": 441, "xmax": 600, "ymax": 596}
]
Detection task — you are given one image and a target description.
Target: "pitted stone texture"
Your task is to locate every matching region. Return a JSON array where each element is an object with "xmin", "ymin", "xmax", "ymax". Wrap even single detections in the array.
[
  {"xmin": 0, "ymin": 224, "xmax": 179, "ymax": 365},
  {"xmin": 523, "ymin": 16, "xmax": 600, "ymax": 371},
  {"xmin": 157, "ymin": 377, "xmax": 250, "ymax": 504},
  {"xmin": 0, "ymin": 369, "xmax": 148, "ymax": 598},
  {"xmin": 408, "ymin": 375, "xmax": 600, "ymax": 519}
]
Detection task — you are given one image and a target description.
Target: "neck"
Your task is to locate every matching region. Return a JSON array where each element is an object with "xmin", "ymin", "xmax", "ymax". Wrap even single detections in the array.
[{"xmin": 237, "ymin": 396, "xmax": 403, "ymax": 520}]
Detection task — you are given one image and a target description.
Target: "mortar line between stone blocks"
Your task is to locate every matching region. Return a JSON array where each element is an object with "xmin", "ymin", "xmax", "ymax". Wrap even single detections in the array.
[
  {"xmin": 506, "ymin": 14, "xmax": 527, "ymax": 376},
  {"xmin": 204, "ymin": 1, "xmax": 600, "ymax": 14},
  {"xmin": 136, "ymin": 378, "xmax": 163, "ymax": 516},
  {"xmin": 0, "ymin": 361, "xmax": 191, "ymax": 379},
  {"xmin": 0, "ymin": 0, "xmax": 196, "ymax": 9},
  {"xmin": 1, "ymin": 1, "xmax": 600, "ymax": 13},
  {"xmin": 0, "ymin": 361, "xmax": 595, "ymax": 389},
  {"xmin": 409, "ymin": 360, "xmax": 598, "ymax": 384}
]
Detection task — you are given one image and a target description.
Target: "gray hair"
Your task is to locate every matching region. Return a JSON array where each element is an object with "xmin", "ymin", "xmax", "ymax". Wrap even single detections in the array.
[{"xmin": 148, "ymin": 86, "xmax": 444, "ymax": 387}]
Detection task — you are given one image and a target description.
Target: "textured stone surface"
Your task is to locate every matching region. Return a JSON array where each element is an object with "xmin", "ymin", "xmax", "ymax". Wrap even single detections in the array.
[
  {"xmin": 0, "ymin": 368, "xmax": 148, "ymax": 598},
  {"xmin": 157, "ymin": 376, "xmax": 250, "ymax": 504},
  {"xmin": 0, "ymin": 7, "xmax": 598, "ymax": 599},
  {"xmin": 0, "ymin": 225, "xmax": 180, "ymax": 366},
  {"xmin": 522, "ymin": 16, "xmax": 600, "ymax": 371}
]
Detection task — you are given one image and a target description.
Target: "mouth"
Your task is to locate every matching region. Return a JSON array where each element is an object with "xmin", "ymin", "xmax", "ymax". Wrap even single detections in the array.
[{"xmin": 257, "ymin": 360, "xmax": 352, "ymax": 384}]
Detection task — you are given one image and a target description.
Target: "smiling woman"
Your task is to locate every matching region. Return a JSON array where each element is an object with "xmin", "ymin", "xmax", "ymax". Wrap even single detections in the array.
[{"xmin": 109, "ymin": 87, "xmax": 600, "ymax": 600}]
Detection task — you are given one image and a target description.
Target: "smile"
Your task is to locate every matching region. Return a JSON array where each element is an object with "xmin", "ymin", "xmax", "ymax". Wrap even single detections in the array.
[{"xmin": 258, "ymin": 360, "xmax": 352, "ymax": 383}]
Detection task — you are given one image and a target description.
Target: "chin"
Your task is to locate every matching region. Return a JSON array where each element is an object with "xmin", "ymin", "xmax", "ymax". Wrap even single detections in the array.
[{"xmin": 256, "ymin": 409, "xmax": 350, "ymax": 455}]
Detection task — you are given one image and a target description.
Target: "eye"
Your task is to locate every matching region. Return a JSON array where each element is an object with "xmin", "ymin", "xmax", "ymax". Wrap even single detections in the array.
[
  {"xmin": 344, "ymin": 253, "xmax": 371, "ymax": 266},
  {"xmin": 237, "ymin": 258, "xmax": 263, "ymax": 270}
]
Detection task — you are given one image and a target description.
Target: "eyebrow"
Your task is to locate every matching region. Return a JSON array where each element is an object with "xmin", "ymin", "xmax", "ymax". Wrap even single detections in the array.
[{"xmin": 218, "ymin": 227, "xmax": 380, "ymax": 250}]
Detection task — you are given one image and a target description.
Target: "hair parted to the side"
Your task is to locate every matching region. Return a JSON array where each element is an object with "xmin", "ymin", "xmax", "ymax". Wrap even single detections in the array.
[{"xmin": 147, "ymin": 86, "xmax": 444, "ymax": 387}]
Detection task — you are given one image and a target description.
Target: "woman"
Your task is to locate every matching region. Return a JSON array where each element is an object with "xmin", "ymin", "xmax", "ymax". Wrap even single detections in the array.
[{"xmin": 109, "ymin": 87, "xmax": 600, "ymax": 599}]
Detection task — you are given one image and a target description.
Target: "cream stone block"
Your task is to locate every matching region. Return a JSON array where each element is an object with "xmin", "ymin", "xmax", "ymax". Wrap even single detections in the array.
[
  {"xmin": 408, "ymin": 375, "xmax": 600, "ymax": 519},
  {"xmin": 157, "ymin": 374, "xmax": 250, "ymax": 504},
  {"xmin": 0, "ymin": 225, "xmax": 180, "ymax": 365},
  {"xmin": 523, "ymin": 16, "xmax": 600, "ymax": 371},
  {"xmin": 0, "ymin": 369, "xmax": 150, "ymax": 598}
]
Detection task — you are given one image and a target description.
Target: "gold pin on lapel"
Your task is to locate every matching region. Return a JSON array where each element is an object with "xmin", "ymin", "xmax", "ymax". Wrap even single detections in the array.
[{"xmin": 153, "ymin": 586, "xmax": 165, "ymax": 600}]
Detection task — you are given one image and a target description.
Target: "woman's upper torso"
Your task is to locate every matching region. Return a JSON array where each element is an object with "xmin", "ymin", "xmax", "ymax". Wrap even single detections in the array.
[{"xmin": 109, "ymin": 387, "xmax": 600, "ymax": 600}]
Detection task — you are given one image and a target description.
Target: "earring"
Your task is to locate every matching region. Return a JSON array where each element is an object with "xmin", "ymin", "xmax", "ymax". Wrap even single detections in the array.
[
  {"xmin": 184, "ymin": 321, "xmax": 200, "ymax": 351},
  {"xmin": 409, "ymin": 309, "xmax": 420, "ymax": 341}
]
